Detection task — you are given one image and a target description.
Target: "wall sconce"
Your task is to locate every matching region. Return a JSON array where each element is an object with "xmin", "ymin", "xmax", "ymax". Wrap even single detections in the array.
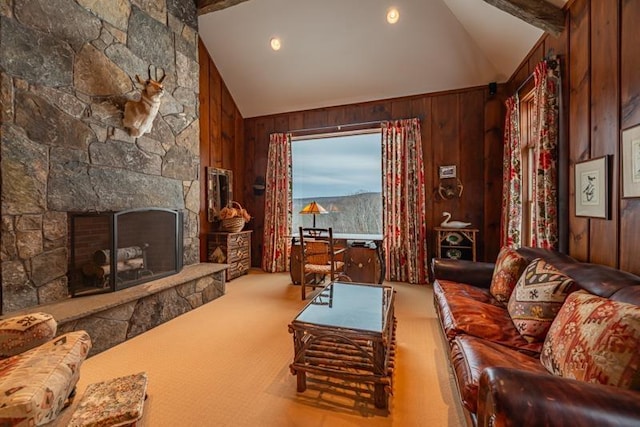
[
  {"xmin": 252, "ymin": 176, "xmax": 266, "ymax": 196},
  {"xmin": 436, "ymin": 165, "xmax": 464, "ymax": 200}
]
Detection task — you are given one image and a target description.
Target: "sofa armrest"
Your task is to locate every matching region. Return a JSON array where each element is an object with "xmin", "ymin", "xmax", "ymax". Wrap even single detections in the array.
[
  {"xmin": 478, "ymin": 367, "xmax": 640, "ymax": 427},
  {"xmin": 431, "ymin": 258, "xmax": 495, "ymax": 288}
]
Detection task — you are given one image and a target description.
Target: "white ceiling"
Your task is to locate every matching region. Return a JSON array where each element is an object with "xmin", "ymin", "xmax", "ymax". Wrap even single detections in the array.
[{"xmin": 198, "ymin": 0, "xmax": 566, "ymax": 118}]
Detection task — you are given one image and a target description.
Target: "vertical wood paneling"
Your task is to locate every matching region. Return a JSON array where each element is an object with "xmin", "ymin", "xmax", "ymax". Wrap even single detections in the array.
[
  {"xmin": 198, "ymin": 43, "xmax": 245, "ymax": 262},
  {"xmin": 510, "ymin": 0, "xmax": 640, "ymax": 274},
  {"xmin": 484, "ymin": 88, "xmax": 506, "ymax": 262},
  {"xmin": 620, "ymin": 0, "xmax": 640, "ymax": 274},
  {"xmin": 243, "ymin": 87, "xmax": 497, "ymax": 267},
  {"xmin": 198, "ymin": 39, "xmax": 212, "ymax": 258},
  {"xmin": 431, "ymin": 94, "xmax": 461, "ymax": 257},
  {"xmin": 568, "ymin": 0, "xmax": 591, "ymax": 261},
  {"xmin": 460, "ymin": 89, "xmax": 487, "ymax": 260},
  {"xmin": 589, "ymin": 0, "xmax": 619, "ymax": 267}
]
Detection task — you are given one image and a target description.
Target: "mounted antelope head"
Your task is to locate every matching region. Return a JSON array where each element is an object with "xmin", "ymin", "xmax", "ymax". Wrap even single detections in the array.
[{"xmin": 123, "ymin": 66, "xmax": 166, "ymax": 137}]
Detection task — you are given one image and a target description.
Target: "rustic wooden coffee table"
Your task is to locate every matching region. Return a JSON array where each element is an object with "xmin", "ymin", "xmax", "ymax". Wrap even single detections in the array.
[{"xmin": 288, "ymin": 281, "xmax": 396, "ymax": 409}]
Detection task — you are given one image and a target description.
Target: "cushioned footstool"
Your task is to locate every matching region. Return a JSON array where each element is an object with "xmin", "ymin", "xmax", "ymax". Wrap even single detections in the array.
[{"xmin": 69, "ymin": 372, "xmax": 148, "ymax": 427}]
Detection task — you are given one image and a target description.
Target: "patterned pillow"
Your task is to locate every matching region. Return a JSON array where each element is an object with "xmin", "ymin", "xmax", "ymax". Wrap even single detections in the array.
[
  {"xmin": 507, "ymin": 258, "xmax": 576, "ymax": 343},
  {"xmin": 490, "ymin": 246, "xmax": 528, "ymax": 304},
  {"xmin": 0, "ymin": 312, "xmax": 57, "ymax": 358},
  {"xmin": 540, "ymin": 291, "xmax": 640, "ymax": 390}
]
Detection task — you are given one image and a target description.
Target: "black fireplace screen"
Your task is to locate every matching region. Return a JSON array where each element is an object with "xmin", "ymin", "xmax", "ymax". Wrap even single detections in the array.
[{"xmin": 69, "ymin": 208, "xmax": 183, "ymax": 297}]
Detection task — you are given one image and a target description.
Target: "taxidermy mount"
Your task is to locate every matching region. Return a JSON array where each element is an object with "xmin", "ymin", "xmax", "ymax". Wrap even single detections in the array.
[{"xmin": 123, "ymin": 67, "xmax": 165, "ymax": 137}]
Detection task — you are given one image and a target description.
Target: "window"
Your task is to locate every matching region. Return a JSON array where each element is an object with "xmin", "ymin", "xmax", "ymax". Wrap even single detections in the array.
[
  {"xmin": 520, "ymin": 91, "xmax": 536, "ymax": 246},
  {"xmin": 292, "ymin": 130, "xmax": 382, "ymax": 234}
]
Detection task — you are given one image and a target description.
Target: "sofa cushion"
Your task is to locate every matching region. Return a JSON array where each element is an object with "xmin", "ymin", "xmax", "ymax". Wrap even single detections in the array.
[
  {"xmin": 434, "ymin": 280, "xmax": 543, "ymax": 354},
  {"xmin": 508, "ymin": 258, "xmax": 577, "ymax": 343},
  {"xmin": 540, "ymin": 291, "xmax": 640, "ymax": 390},
  {"xmin": 451, "ymin": 335, "xmax": 549, "ymax": 413},
  {"xmin": 0, "ymin": 330, "xmax": 92, "ymax": 426},
  {"xmin": 490, "ymin": 247, "xmax": 528, "ymax": 304},
  {"xmin": 0, "ymin": 313, "xmax": 57, "ymax": 359}
]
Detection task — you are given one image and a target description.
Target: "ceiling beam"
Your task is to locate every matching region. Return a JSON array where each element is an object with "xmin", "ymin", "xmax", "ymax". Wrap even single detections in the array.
[
  {"xmin": 196, "ymin": 0, "xmax": 250, "ymax": 15},
  {"xmin": 482, "ymin": 0, "xmax": 565, "ymax": 36}
]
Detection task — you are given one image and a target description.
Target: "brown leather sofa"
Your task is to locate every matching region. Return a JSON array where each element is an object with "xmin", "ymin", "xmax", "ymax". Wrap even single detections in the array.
[{"xmin": 431, "ymin": 247, "xmax": 640, "ymax": 427}]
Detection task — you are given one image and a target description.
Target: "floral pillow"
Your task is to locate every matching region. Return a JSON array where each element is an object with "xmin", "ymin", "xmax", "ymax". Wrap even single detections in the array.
[
  {"xmin": 540, "ymin": 291, "xmax": 640, "ymax": 390},
  {"xmin": 490, "ymin": 246, "xmax": 528, "ymax": 304},
  {"xmin": 507, "ymin": 258, "xmax": 577, "ymax": 343}
]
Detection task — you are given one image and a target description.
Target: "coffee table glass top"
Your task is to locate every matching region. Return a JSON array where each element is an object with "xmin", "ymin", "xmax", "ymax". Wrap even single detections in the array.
[{"xmin": 294, "ymin": 282, "xmax": 390, "ymax": 333}]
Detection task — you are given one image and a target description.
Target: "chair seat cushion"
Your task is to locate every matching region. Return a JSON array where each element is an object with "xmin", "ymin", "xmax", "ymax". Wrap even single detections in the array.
[
  {"xmin": 304, "ymin": 261, "xmax": 345, "ymax": 275},
  {"xmin": 0, "ymin": 330, "xmax": 92, "ymax": 426}
]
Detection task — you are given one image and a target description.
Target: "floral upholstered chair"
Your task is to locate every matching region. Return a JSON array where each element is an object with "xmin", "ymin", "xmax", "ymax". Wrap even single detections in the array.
[{"xmin": 0, "ymin": 312, "xmax": 92, "ymax": 426}]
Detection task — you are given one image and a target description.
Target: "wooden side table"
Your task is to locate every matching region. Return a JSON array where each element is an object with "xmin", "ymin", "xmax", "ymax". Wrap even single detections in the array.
[{"xmin": 434, "ymin": 227, "xmax": 479, "ymax": 261}]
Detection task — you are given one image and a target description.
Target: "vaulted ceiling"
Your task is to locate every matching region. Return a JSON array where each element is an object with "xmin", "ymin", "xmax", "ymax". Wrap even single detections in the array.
[{"xmin": 197, "ymin": 0, "xmax": 567, "ymax": 118}]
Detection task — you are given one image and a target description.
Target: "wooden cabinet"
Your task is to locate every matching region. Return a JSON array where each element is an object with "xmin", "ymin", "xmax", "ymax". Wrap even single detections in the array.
[
  {"xmin": 435, "ymin": 227, "xmax": 479, "ymax": 261},
  {"xmin": 208, "ymin": 231, "xmax": 252, "ymax": 280}
]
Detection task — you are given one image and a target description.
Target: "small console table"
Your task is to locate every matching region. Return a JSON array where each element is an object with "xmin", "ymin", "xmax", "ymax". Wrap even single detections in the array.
[
  {"xmin": 435, "ymin": 227, "xmax": 479, "ymax": 261},
  {"xmin": 207, "ymin": 230, "xmax": 252, "ymax": 281}
]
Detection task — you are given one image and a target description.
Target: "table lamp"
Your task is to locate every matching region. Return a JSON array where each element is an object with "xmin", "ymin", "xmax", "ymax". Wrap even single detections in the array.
[{"xmin": 299, "ymin": 201, "xmax": 328, "ymax": 227}]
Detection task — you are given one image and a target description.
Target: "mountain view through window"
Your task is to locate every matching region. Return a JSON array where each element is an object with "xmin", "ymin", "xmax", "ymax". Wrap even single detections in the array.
[{"xmin": 292, "ymin": 131, "xmax": 382, "ymax": 234}]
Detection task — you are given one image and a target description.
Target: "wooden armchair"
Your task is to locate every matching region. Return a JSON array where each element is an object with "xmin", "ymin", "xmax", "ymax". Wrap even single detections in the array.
[{"xmin": 298, "ymin": 227, "xmax": 346, "ymax": 299}]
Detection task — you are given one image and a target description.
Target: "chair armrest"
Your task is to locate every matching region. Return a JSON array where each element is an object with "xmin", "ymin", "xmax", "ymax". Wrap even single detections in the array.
[
  {"xmin": 0, "ymin": 312, "xmax": 57, "ymax": 358},
  {"xmin": 431, "ymin": 258, "xmax": 495, "ymax": 288},
  {"xmin": 478, "ymin": 367, "xmax": 640, "ymax": 427}
]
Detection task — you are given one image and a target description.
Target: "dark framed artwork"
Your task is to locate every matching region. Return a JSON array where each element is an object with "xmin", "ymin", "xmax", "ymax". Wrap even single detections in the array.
[{"xmin": 575, "ymin": 155, "xmax": 610, "ymax": 219}]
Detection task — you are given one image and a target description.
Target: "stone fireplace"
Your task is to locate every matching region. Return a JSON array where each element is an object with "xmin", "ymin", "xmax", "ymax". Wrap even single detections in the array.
[
  {"xmin": 1, "ymin": 0, "xmax": 202, "ymax": 315},
  {"xmin": 69, "ymin": 208, "xmax": 184, "ymax": 296}
]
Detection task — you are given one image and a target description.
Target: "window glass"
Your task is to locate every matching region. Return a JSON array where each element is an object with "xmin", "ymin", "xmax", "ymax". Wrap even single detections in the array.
[{"xmin": 292, "ymin": 131, "xmax": 382, "ymax": 234}]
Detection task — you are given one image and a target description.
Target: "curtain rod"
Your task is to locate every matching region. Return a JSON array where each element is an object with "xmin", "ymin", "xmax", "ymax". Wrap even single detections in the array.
[{"xmin": 288, "ymin": 120, "xmax": 383, "ymax": 136}]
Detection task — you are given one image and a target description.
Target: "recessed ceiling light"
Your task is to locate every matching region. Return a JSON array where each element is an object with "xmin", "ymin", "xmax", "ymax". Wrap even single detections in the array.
[
  {"xmin": 270, "ymin": 37, "xmax": 281, "ymax": 51},
  {"xmin": 386, "ymin": 8, "xmax": 399, "ymax": 24}
]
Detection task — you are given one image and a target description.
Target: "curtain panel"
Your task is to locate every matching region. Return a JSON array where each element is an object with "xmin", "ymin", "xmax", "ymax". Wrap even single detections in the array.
[
  {"xmin": 500, "ymin": 96, "xmax": 523, "ymax": 248},
  {"xmin": 381, "ymin": 119, "xmax": 429, "ymax": 284},
  {"xmin": 531, "ymin": 59, "xmax": 560, "ymax": 249},
  {"xmin": 261, "ymin": 133, "xmax": 292, "ymax": 272}
]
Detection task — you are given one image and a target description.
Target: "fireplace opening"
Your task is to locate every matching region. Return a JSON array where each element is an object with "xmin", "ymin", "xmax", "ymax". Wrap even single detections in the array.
[{"xmin": 69, "ymin": 208, "xmax": 183, "ymax": 297}]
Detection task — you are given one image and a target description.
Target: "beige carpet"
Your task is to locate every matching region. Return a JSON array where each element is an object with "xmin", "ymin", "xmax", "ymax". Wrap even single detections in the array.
[{"xmin": 54, "ymin": 270, "xmax": 466, "ymax": 427}]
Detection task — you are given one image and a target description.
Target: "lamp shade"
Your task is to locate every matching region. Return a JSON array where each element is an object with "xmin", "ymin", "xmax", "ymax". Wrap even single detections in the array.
[
  {"xmin": 299, "ymin": 201, "xmax": 328, "ymax": 215},
  {"xmin": 299, "ymin": 201, "xmax": 328, "ymax": 227}
]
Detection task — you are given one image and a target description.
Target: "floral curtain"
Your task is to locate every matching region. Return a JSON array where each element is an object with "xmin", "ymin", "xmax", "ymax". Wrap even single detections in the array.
[
  {"xmin": 261, "ymin": 133, "xmax": 292, "ymax": 272},
  {"xmin": 531, "ymin": 59, "xmax": 560, "ymax": 249},
  {"xmin": 500, "ymin": 95, "xmax": 522, "ymax": 248},
  {"xmin": 381, "ymin": 119, "xmax": 429, "ymax": 284}
]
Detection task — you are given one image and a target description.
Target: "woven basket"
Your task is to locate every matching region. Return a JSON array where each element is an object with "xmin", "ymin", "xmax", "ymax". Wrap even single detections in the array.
[
  {"xmin": 221, "ymin": 217, "xmax": 245, "ymax": 233},
  {"xmin": 220, "ymin": 202, "xmax": 247, "ymax": 232}
]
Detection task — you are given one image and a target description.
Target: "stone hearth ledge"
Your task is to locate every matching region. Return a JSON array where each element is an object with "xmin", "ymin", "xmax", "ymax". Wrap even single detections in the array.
[{"xmin": 2, "ymin": 263, "xmax": 228, "ymax": 355}]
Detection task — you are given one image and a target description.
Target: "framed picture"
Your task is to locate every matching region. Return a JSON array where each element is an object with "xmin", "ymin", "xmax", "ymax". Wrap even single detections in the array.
[
  {"xmin": 622, "ymin": 124, "xmax": 640, "ymax": 198},
  {"xmin": 439, "ymin": 165, "xmax": 456, "ymax": 179},
  {"xmin": 575, "ymin": 156, "xmax": 610, "ymax": 219}
]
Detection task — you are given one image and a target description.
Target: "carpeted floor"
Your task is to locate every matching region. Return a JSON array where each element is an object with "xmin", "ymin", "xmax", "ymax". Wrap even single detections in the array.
[{"xmin": 54, "ymin": 270, "xmax": 466, "ymax": 427}]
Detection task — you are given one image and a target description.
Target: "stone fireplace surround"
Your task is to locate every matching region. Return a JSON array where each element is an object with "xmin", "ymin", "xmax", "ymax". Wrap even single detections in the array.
[{"xmin": 1, "ymin": 0, "xmax": 216, "ymax": 354}]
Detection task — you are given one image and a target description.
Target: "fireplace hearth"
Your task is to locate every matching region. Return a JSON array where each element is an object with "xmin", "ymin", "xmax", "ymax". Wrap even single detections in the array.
[{"xmin": 69, "ymin": 208, "xmax": 183, "ymax": 297}]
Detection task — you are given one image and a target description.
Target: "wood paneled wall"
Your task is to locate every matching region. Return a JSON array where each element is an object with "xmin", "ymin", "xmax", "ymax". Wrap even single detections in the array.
[
  {"xmin": 508, "ymin": 0, "xmax": 640, "ymax": 274},
  {"xmin": 198, "ymin": 39, "xmax": 245, "ymax": 261},
  {"xmin": 242, "ymin": 88, "xmax": 505, "ymax": 268}
]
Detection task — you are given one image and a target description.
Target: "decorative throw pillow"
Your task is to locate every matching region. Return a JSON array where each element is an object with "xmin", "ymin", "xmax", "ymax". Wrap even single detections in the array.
[
  {"xmin": 507, "ymin": 258, "xmax": 576, "ymax": 343},
  {"xmin": 0, "ymin": 312, "xmax": 57, "ymax": 358},
  {"xmin": 490, "ymin": 246, "xmax": 528, "ymax": 305},
  {"xmin": 540, "ymin": 291, "xmax": 640, "ymax": 390}
]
